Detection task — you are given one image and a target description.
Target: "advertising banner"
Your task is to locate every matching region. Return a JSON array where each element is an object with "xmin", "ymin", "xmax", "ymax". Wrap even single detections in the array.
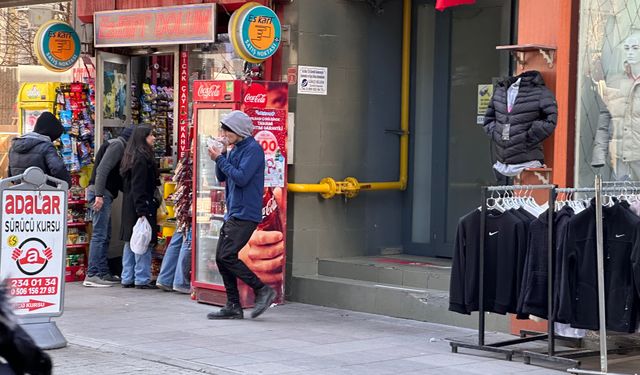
[
  {"xmin": 241, "ymin": 81, "xmax": 288, "ymax": 303},
  {"xmin": 0, "ymin": 190, "xmax": 66, "ymax": 316},
  {"xmin": 178, "ymin": 48, "xmax": 189, "ymax": 160}
]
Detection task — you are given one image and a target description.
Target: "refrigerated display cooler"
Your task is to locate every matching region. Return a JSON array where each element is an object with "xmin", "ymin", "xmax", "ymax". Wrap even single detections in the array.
[
  {"xmin": 191, "ymin": 80, "xmax": 288, "ymax": 307},
  {"xmin": 17, "ymin": 82, "xmax": 60, "ymax": 134}
]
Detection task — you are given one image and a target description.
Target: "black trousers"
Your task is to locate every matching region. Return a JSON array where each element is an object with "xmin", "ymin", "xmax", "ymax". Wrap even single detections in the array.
[{"xmin": 216, "ymin": 218, "xmax": 264, "ymax": 305}]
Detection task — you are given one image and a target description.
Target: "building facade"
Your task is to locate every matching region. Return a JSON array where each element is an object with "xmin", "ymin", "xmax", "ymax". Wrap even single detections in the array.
[{"xmin": 68, "ymin": 0, "xmax": 583, "ymax": 329}]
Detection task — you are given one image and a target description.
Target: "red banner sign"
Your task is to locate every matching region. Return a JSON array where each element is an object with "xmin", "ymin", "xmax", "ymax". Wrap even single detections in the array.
[
  {"xmin": 178, "ymin": 48, "xmax": 189, "ymax": 160},
  {"xmin": 94, "ymin": 4, "xmax": 216, "ymax": 47}
]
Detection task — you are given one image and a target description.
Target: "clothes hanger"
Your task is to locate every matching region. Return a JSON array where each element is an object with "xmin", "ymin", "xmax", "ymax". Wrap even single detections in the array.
[{"xmin": 486, "ymin": 190, "xmax": 504, "ymax": 212}]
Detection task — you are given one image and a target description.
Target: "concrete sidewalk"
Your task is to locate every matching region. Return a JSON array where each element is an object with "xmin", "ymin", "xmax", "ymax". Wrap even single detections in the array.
[{"xmin": 47, "ymin": 284, "xmax": 583, "ymax": 374}]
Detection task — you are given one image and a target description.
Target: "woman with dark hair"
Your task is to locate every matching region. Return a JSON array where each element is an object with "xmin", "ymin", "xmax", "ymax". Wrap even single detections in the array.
[{"xmin": 119, "ymin": 126, "xmax": 159, "ymax": 289}]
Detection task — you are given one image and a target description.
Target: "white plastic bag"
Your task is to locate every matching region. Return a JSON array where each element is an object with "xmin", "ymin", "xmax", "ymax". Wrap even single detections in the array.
[{"xmin": 130, "ymin": 217, "xmax": 152, "ymax": 255}]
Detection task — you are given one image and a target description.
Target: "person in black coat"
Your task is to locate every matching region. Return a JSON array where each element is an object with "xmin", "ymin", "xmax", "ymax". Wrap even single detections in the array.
[
  {"xmin": 8, "ymin": 111, "xmax": 71, "ymax": 187},
  {"xmin": 119, "ymin": 126, "xmax": 160, "ymax": 289}
]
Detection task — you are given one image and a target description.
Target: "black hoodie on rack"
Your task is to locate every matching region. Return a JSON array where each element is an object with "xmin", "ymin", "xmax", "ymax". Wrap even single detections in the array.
[
  {"xmin": 449, "ymin": 208, "xmax": 528, "ymax": 315},
  {"xmin": 556, "ymin": 202, "xmax": 640, "ymax": 332},
  {"xmin": 517, "ymin": 206, "xmax": 574, "ymax": 319}
]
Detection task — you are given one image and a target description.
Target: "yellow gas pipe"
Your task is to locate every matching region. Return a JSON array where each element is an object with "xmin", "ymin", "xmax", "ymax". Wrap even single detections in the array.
[{"xmin": 287, "ymin": 0, "xmax": 411, "ymax": 199}]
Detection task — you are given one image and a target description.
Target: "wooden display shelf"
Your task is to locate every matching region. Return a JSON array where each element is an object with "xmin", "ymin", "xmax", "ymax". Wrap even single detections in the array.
[
  {"xmin": 496, "ymin": 44, "xmax": 557, "ymax": 69},
  {"xmin": 68, "ymin": 200, "xmax": 88, "ymax": 205}
]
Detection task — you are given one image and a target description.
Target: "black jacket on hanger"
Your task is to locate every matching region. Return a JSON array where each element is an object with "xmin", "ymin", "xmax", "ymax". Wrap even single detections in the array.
[
  {"xmin": 482, "ymin": 70, "xmax": 558, "ymax": 165},
  {"xmin": 517, "ymin": 206, "xmax": 574, "ymax": 319},
  {"xmin": 557, "ymin": 202, "xmax": 640, "ymax": 332},
  {"xmin": 449, "ymin": 209, "xmax": 528, "ymax": 315}
]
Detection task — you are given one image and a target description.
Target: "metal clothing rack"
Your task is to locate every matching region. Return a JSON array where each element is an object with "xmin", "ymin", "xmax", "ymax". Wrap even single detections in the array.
[
  {"xmin": 563, "ymin": 176, "xmax": 640, "ymax": 375},
  {"xmin": 449, "ymin": 184, "xmax": 578, "ymax": 366}
]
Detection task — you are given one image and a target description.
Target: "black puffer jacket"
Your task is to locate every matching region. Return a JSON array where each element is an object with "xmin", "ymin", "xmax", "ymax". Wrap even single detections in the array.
[
  {"xmin": 120, "ymin": 153, "xmax": 160, "ymax": 243},
  {"xmin": 482, "ymin": 71, "xmax": 558, "ymax": 164},
  {"xmin": 8, "ymin": 132, "xmax": 71, "ymax": 186}
]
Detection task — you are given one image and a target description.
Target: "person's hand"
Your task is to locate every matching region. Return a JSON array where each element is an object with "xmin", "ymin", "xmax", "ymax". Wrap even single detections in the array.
[
  {"xmin": 239, "ymin": 230, "xmax": 285, "ymax": 285},
  {"xmin": 217, "ymin": 136, "xmax": 229, "ymax": 149},
  {"xmin": 93, "ymin": 196, "xmax": 104, "ymax": 212},
  {"xmin": 208, "ymin": 145, "xmax": 222, "ymax": 161}
]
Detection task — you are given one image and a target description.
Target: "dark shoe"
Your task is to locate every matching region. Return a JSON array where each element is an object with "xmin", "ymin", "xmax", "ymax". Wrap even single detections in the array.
[
  {"xmin": 135, "ymin": 283, "xmax": 158, "ymax": 290},
  {"xmin": 207, "ymin": 303, "xmax": 243, "ymax": 320},
  {"xmin": 121, "ymin": 283, "xmax": 134, "ymax": 288},
  {"xmin": 102, "ymin": 274, "xmax": 121, "ymax": 283},
  {"xmin": 251, "ymin": 286, "xmax": 276, "ymax": 319},
  {"xmin": 156, "ymin": 283, "xmax": 173, "ymax": 292}
]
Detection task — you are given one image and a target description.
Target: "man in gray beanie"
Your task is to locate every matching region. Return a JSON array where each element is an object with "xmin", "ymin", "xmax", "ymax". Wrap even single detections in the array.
[
  {"xmin": 206, "ymin": 110, "xmax": 276, "ymax": 320},
  {"xmin": 84, "ymin": 126, "xmax": 134, "ymax": 287}
]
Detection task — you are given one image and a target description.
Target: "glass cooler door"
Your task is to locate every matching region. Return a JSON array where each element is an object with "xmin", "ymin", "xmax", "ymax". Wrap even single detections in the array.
[{"xmin": 193, "ymin": 106, "xmax": 232, "ymax": 288}]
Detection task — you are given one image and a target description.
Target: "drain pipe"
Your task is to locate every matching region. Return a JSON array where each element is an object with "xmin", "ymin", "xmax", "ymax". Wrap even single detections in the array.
[{"xmin": 287, "ymin": 0, "xmax": 411, "ymax": 199}]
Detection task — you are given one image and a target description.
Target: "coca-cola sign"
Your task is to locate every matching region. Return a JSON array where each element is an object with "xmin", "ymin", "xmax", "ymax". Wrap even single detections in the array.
[
  {"xmin": 198, "ymin": 84, "xmax": 220, "ymax": 99},
  {"xmin": 193, "ymin": 81, "xmax": 231, "ymax": 102},
  {"xmin": 243, "ymin": 83, "xmax": 268, "ymax": 108}
]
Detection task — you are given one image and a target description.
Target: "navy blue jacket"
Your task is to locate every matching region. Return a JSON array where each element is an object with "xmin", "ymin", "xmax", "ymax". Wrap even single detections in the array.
[
  {"xmin": 215, "ymin": 136, "xmax": 265, "ymax": 223},
  {"xmin": 8, "ymin": 132, "xmax": 71, "ymax": 186}
]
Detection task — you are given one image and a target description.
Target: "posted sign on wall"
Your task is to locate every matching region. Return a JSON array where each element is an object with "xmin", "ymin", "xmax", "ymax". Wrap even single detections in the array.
[{"xmin": 0, "ymin": 190, "xmax": 66, "ymax": 316}]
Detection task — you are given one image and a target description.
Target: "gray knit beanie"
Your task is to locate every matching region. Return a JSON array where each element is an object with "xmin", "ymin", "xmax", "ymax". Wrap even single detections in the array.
[{"xmin": 220, "ymin": 110, "xmax": 254, "ymax": 138}]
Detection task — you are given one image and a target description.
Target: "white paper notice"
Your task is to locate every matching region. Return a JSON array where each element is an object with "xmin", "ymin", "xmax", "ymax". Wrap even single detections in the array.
[{"xmin": 298, "ymin": 66, "xmax": 328, "ymax": 95}]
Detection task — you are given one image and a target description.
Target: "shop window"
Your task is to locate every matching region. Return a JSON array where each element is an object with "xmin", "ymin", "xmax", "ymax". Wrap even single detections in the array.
[{"xmin": 576, "ymin": 0, "xmax": 640, "ymax": 184}]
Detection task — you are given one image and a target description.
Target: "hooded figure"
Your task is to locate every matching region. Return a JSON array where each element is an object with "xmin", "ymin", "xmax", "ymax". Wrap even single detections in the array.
[
  {"xmin": 88, "ymin": 126, "xmax": 133, "ymax": 200},
  {"xmin": 8, "ymin": 111, "xmax": 71, "ymax": 187}
]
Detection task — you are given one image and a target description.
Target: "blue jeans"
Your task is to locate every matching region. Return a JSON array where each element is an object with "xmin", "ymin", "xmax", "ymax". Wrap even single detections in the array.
[
  {"xmin": 121, "ymin": 241, "xmax": 152, "ymax": 285},
  {"xmin": 179, "ymin": 231, "xmax": 192, "ymax": 288},
  {"xmin": 86, "ymin": 189, "xmax": 113, "ymax": 277},
  {"xmin": 157, "ymin": 230, "xmax": 192, "ymax": 290}
]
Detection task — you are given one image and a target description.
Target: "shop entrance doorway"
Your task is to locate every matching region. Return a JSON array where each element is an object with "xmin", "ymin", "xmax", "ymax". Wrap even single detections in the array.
[
  {"xmin": 95, "ymin": 48, "xmax": 178, "ymax": 269},
  {"xmin": 407, "ymin": 0, "xmax": 515, "ymax": 258}
]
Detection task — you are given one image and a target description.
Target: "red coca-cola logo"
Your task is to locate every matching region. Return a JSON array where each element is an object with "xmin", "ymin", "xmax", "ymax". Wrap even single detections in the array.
[
  {"xmin": 243, "ymin": 84, "xmax": 267, "ymax": 108},
  {"xmin": 196, "ymin": 84, "xmax": 221, "ymax": 99},
  {"xmin": 262, "ymin": 193, "xmax": 278, "ymax": 219}
]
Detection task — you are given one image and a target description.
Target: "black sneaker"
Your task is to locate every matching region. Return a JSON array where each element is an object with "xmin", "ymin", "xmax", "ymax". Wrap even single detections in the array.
[
  {"xmin": 135, "ymin": 283, "xmax": 158, "ymax": 290},
  {"xmin": 101, "ymin": 274, "xmax": 121, "ymax": 284},
  {"xmin": 207, "ymin": 303, "xmax": 243, "ymax": 320},
  {"xmin": 121, "ymin": 283, "xmax": 135, "ymax": 288},
  {"xmin": 251, "ymin": 286, "xmax": 276, "ymax": 319}
]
